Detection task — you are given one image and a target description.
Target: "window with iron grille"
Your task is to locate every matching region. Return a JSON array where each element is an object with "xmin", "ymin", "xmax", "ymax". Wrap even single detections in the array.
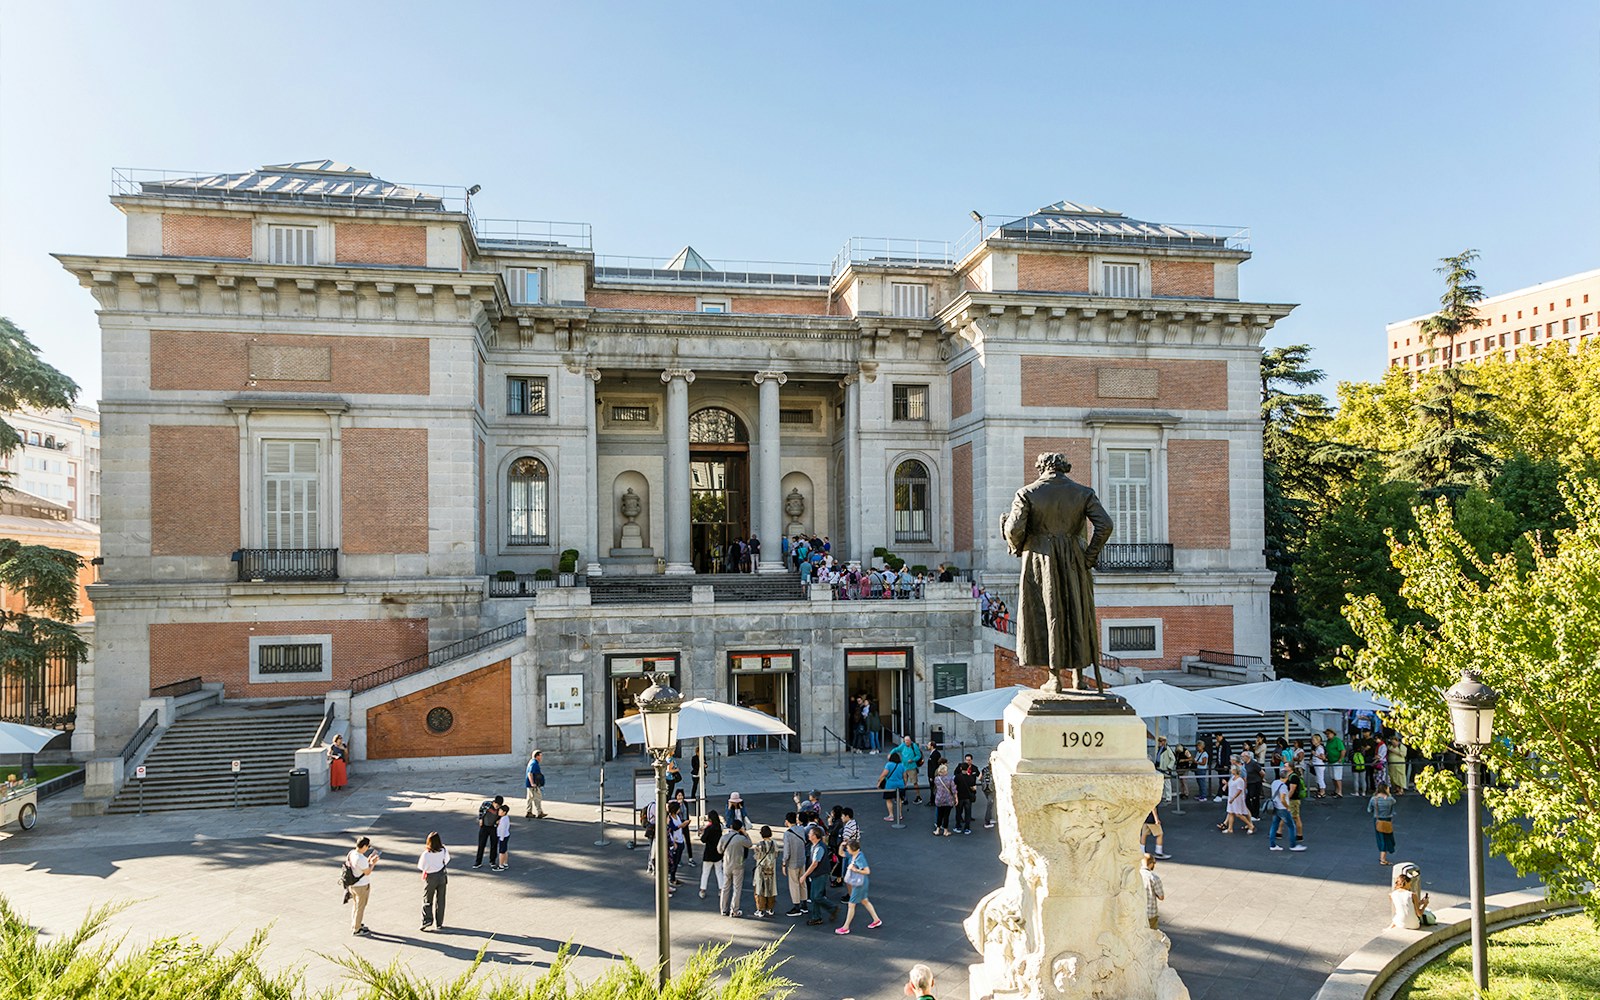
[
  {"xmin": 891, "ymin": 282, "xmax": 929, "ymax": 318},
  {"xmin": 269, "ymin": 225, "xmax": 318, "ymax": 265},
  {"xmin": 256, "ymin": 642, "xmax": 325, "ymax": 675},
  {"xmin": 1106, "ymin": 448, "xmax": 1152, "ymax": 544},
  {"xmin": 262, "ymin": 440, "xmax": 320, "ymax": 548},
  {"xmin": 778, "ymin": 408, "xmax": 814, "ymax": 425},
  {"xmin": 1101, "ymin": 262, "xmax": 1139, "ymax": 298},
  {"xmin": 505, "ymin": 267, "xmax": 544, "ymax": 305},
  {"xmin": 892, "ymin": 384, "xmax": 928, "ymax": 422},
  {"xmin": 1107, "ymin": 625, "xmax": 1158, "ymax": 653},
  {"xmin": 507, "ymin": 376, "xmax": 548, "ymax": 416},
  {"xmin": 508, "ymin": 456, "xmax": 550, "ymax": 546},
  {"xmin": 893, "ymin": 459, "xmax": 932, "ymax": 543},
  {"xmin": 611, "ymin": 405, "xmax": 652, "ymax": 423}
]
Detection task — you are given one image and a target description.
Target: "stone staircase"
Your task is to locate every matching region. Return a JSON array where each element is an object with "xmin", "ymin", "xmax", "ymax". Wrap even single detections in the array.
[
  {"xmin": 106, "ymin": 704, "xmax": 324, "ymax": 814},
  {"xmin": 589, "ymin": 573, "xmax": 805, "ymax": 606}
]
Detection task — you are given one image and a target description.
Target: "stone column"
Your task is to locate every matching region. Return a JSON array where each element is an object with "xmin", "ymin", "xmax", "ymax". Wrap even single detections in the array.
[
  {"xmin": 966, "ymin": 691, "xmax": 1188, "ymax": 1000},
  {"xmin": 841, "ymin": 373, "xmax": 863, "ymax": 566},
  {"xmin": 753, "ymin": 370, "xmax": 787, "ymax": 572},
  {"xmin": 661, "ymin": 367, "xmax": 695, "ymax": 575},
  {"xmin": 583, "ymin": 367, "xmax": 603, "ymax": 578}
]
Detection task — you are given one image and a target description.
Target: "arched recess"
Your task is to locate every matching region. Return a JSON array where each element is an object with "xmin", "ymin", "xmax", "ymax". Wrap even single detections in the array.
[
  {"xmin": 496, "ymin": 449, "xmax": 557, "ymax": 552},
  {"xmin": 611, "ymin": 470, "xmax": 652, "ymax": 550},
  {"xmin": 780, "ymin": 470, "xmax": 813, "ymax": 538},
  {"xmin": 888, "ymin": 452, "xmax": 938, "ymax": 547}
]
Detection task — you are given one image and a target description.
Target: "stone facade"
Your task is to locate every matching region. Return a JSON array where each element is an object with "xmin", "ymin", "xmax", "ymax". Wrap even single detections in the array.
[{"xmin": 58, "ymin": 162, "xmax": 1293, "ymax": 760}]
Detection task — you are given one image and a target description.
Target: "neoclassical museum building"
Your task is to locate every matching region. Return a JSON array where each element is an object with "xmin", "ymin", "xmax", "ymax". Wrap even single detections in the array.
[{"xmin": 58, "ymin": 161, "xmax": 1293, "ymax": 766}]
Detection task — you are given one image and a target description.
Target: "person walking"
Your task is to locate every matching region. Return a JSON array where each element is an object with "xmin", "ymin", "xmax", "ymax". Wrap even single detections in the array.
[
  {"xmin": 924, "ymin": 742, "xmax": 944, "ymax": 807},
  {"xmin": 1267, "ymin": 767, "xmax": 1306, "ymax": 852},
  {"xmin": 719, "ymin": 818, "xmax": 752, "ymax": 917},
  {"xmin": 474, "ymin": 795, "xmax": 503, "ymax": 869},
  {"xmin": 835, "ymin": 837, "xmax": 883, "ymax": 934},
  {"xmin": 932, "ymin": 763, "xmax": 956, "ymax": 836},
  {"xmin": 698, "ymin": 810, "xmax": 725, "ymax": 898},
  {"xmin": 1141, "ymin": 804, "xmax": 1171, "ymax": 858},
  {"xmin": 345, "ymin": 836, "xmax": 379, "ymax": 935},
  {"xmin": 327, "ymin": 734, "xmax": 349, "ymax": 791},
  {"xmin": 803, "ymin": 826, "xmax": 840, "ymax": 926},
  {"xmin": 752, "ymin": 824, "xmax": 780, "ymax": 918},
  {"xmin": 1368, "ymin": 783, "xmax": 1397, "ymax": 865},
  {"xmin": 1156, "ymin": 737, "xmax": 1176, "ymax": 802},
  {"xmin": 782, "ymin": 813, "xmax": 810, "ymax": 916},
  {"xmin": 417, "ymin": 831, "xmax": 450, "ymax": 932},
  {"xmin": 524, "ymin": 750, "xmax": 548, "ymax": 818},
  {"xmin": 665, "ymin": 801, "xmax": 687, "ymax": 889},
  {"xmin": 1140, "ymin": 853, "xmax": 1165, "ymax": 930},
  {"xmin": 1242, "ymin": 751, "xmax": 1264, "ymax": 820},
  {"xmin": 493, "ymin": 803, "xmax": 512, "ymax": 871},
  {"xmin": 1217, "ymin": 765, "xmax": 1255, "ymax": 834},
  {"xmin": 878, "ymin": 752, "xmax": 908, "ymax": 824},
  {"xmin": 980, "ymin": 758, "xmax": 997, "ymax": 828},
  {"xmin": 893, "ymin": 735, "xmax": 924, "ymax": 803},
  {"xmin": 954, "ymin": 754, "xmax": 980, "ymax": 833}
]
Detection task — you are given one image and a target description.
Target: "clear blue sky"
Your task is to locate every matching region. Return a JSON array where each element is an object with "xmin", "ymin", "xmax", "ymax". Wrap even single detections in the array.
[{"xmin": 3, "ymin": 2, "xmax": 1596, "ymax": 404}]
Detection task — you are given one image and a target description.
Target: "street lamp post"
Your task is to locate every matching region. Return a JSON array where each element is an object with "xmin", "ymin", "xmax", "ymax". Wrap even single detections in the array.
[
  {"xmin": 636, "ymin": 672, "xmax": 683, "ymax": 992},
  {"xmin": 1444, "ymin": 669, "xmax": 1499, "ymax": 995}
]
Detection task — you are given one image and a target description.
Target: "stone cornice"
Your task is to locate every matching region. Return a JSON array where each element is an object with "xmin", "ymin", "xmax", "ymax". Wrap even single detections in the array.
[{"xmin": 938, "ymin": 291, "xmax": 1295, "ymax": 350}]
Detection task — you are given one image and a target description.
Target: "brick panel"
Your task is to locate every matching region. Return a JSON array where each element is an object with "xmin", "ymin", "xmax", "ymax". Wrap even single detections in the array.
[
  {"xmin": 366, "ymin": 659, "xmax": 512, "ymax": 759},
  {"xmin": 952, "ymin": 442, "xmax": 973, "ymax": 553},
  {"xmin": 162, "ymin": 215, "xmax": 251, "ymax": 259},
  {"xmin": 1021, "ymin": 436, "xmax": 1092, "ymax": 488},
  {"xmin": 1017, "ymin": 253, "xmax": 1090, "ymax": 292},
  {"xmin": 150, "ymin": 426, "xmax": 239, "ymax": 555},
  {"xmin": 1151, "ymin": 260, "xmax": 1215, "ymax": 298},
  {"xmin": 150, "ymin": 331, "xmax": 429, "ymax": 395},
  {"xmin": 334, "ymin": 223, "xmax": 428, "ymax": 266},
  {"xmin": 1168, "ymin": 439, "xmax": 1231, "ymax": 548},
  {"xmin": 995, "ymin": 645, "xmax": 1047, "ymax": 688},
  {"xmin": 342, "ymin": 428, "xmax": 429, "ymax": 554},
  {"xmin": 1020, "ymin": 356, "xmax": 1228, "ymax": 411},
  {"xmin": 1098, "ymin": 605, "xmax": 1234, "ymax": 671},
  {"xmin": 587, "ymin": 290, "xmax": 697, "ymax": 310},
  {"xmin": 148, "ymin": 618, "xmax": 428, "ymax": 698},
  {"xmin": 951, "ymin": 362, "xmax": 972, "ymax": 419},
  {"xmin": 728, "ymin": 295, "xmax": 830, "ymax": 315}
]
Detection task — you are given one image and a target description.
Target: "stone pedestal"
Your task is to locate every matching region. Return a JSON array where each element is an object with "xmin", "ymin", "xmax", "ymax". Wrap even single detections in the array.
[{"xmin": 967, "ymin": 689, "xmax": 1188, "ymax": 1000}]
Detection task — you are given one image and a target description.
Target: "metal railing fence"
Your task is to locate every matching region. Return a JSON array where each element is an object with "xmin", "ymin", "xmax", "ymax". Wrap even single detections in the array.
[{"xmin": 351, "ymin": 618, "xmax": 527, "ymax": 693}]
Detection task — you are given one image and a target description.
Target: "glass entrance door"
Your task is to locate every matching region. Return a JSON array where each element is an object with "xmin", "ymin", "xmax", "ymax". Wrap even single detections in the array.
[
  {"xmin": 691, "ymin": 452, "xmax": 748, "ymax": 572},
  {"xmin": 728, "ymin": 650, "xmax": 799, "ymax": 753},
  {"xmin": 845, "ymin": 648, "xmax": 914, "ymax": 746}
]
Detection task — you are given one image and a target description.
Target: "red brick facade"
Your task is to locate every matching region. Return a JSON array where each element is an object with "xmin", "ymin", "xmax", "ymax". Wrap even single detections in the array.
[
  {"xmin": 1020, "ymin": 356, "xmax": 1229, "ymax": 411},
  {"xmin": 149, "ymin": 331, "xmax": 430, "ymax": 395},
  {"xmin": 334, "ymin": 223, "xmax": 428, "ymax": 267},
  {"xmin": 342, "ymin": 428, "xmax": 429, "ymax": 554},
  {"xmin": 1150, "ymin": 259, "xmax": 1215, "ymax": 298},
  {"xmin": 150, "ymin": 425, "xmax": 240, "ymax": 556},
  {"xmin": 951, "ymin": 362, "xmax": 972, "ymax": 419},
  {"xmin": 952, "ymin": 442, "xmax": 973, "ymax": 553},
  {"xmin": 1017, "ymin": 253, "xmax": 1090, "ymax": 292},
  {"xmin": 587, "ymin": 290, "xmax": 697, "ymax": 310},
  {"xmin": 728, "ymin": 295, "xmax": 830, "ymax": 315},
  {"xmin": 1168, "ymin": 439, "xmax": 1231, "ymax": 548},
  {"xmin": 149, "ymin": 617, "xmax": 429, "ymax": 698},
  {"xmin": 366, "ymin": 658, "xmax": 512, "ymax": 759},
  {"xmin": 1100, "ymin": 604, "xmax": 1234, "ymax": 671},
  {"xmin": 162, "ymin": 214, "xmax": 251, "ymax": 259},
  {"xmin": 1021, "ymin": 436, "xmax": 1092, "ymax": 487}
]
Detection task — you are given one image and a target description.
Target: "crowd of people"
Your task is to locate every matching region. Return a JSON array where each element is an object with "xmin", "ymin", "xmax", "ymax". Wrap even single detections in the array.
[
  {"xmin": 1154, "ymin": 727, "xmax": 1438, "ymax": 806},
  {"xmin": 974, "ymin": 586, "xmax": 1011, "ymax": 631}
]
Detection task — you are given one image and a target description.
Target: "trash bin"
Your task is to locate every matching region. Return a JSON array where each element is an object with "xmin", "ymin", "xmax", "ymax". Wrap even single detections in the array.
[
  {"xmin": 288, "ymin": 768, "xmax": 310, "ymax": 809},
  {"xmin": 930, "ymin": 725, "xmax": 946, "ymax": 749}
]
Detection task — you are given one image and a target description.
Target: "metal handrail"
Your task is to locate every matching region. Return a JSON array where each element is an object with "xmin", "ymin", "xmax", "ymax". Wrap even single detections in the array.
[
  {"xmin": 307, "ymin": 703, "xmax": 336, "ymax": 749},
  {"xmin": 350, "ymin": 618, "xmax": 527, "ymax": 693},
  {"xmin": 593, "ymin": 256, "xmax": 831, "ymax": 289},
  {"xmin": 118, "ymin": 710, "xmax": 159, "ymax": 763},
  {"xmin": 831, "ymin": 236, "xmax": 955, "ymax": 275},
  {"xmin": 475, "ymin": 218, "xmax": 593, "ymax": 250},
  {"xmin": 1198, "ymin": 649, "xmax": 1266, "ymax": 668},
  {"xmin": 150, "ymin": 676, "xmax": 202, "ymax": 698}
]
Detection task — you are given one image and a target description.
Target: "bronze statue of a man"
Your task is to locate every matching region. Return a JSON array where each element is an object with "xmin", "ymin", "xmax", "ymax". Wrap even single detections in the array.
[{"xmin": 1001, "ymin": 452, "xmax": 1115, "ymax": 693}]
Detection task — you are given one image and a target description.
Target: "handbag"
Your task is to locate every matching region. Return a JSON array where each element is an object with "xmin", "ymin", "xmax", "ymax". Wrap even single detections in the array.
[
  {"xmin": 844, "ymin": 866, "xmax": 866, "ymax": 887},
  {"xmin": 1376, "ymin": 819, "xmax": 1394, "ymax": 834}
]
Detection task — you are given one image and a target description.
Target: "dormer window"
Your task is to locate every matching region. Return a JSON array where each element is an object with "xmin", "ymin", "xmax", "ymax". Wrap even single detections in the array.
[
  {"xmin": 1101, "ymin": 262, "xmax": 1140, "ymax": 298},
  {"xmin": 506, "ymin": 267, "xmax": 544, "ymax": 305},
  {"xmin": 268, "ymin": 225, "xmax": 318, "ymax": 265}
]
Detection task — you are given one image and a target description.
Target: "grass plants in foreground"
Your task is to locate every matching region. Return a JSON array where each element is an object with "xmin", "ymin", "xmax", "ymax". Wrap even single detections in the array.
[{"xmin": 1395, "ymin": 913, "xmax": 1600, "ymax": 1000}]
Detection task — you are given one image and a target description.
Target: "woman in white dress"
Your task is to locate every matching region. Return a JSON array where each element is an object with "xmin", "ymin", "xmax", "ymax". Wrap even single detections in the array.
[{"xmin": 1216, "ymin": 765, "xmax": 1255, "ymax": 834}]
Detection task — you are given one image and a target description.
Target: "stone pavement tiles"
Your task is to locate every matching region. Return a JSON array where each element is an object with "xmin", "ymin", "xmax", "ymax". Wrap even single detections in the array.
[{"xmin": 0, "ymin": 769, "xmax": 1532, "ymax": 1000}]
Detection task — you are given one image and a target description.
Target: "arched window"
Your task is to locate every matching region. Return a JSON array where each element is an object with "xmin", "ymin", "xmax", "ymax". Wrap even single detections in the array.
[
  {"xmin": 688, "ymin": 407, "xmax": 748, "ymax": 443},
  {"xmin": 893, "ymin": 459, "xmax": 931, "ymax": 543},
  {"xmin": 508, "ymin": 457, "xmax": 550, "ymax": 546}
]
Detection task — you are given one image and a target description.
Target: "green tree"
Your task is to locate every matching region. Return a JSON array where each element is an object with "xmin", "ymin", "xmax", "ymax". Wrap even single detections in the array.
[
  {"xmin": 1395, "ymin": 366, "xmax": 1501, "ymax": 493},
  {"xmin": 1322, "ymin": 367, "xmax": 1418, "ymax": 461},
  {"xmin": 1473, "ymin": 343, "xmax": 1600, "ymax": 467},
  {"xmin": 1344, "ymin": 482, "xmax": 1600, "ymax": 923},
  {"xmin": 0, "ymin": 317, "xmax": 89, "ymax": 697},
  {"xmin": 1416, "ymin": 249, "xmax": 1487, "ymax": 370}
]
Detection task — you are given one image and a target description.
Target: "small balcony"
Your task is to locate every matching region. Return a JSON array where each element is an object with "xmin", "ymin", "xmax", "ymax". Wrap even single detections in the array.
[
  {"xmin": 1095, "ymin": 543, "xmax": 1174, "ymax": 573},
  {"xmin": 234, "ymin": 548, "xmax": 339, "ymax": 582}
]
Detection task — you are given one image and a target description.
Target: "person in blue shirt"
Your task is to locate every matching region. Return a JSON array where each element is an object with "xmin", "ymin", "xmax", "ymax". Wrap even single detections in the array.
[
  {"xmin": 803, "ymin": 826, "xmax": 840, "ymax": 925},
  {"xmin": 834, "ymin": 837, "xmax": 883, "ymax": 934},
  {"xmin": 879, "ymin": 755, "xmax": 907, "ymax": 823},
  {"xmin": 524, "ymin": 750, "xmax": 547, "ymax": 819}
]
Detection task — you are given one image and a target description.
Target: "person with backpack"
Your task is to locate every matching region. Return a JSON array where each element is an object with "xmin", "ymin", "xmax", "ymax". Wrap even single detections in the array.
[
  {"xmin": 1352, "ymin": 741, "xmax": 1370, "ymax": 797},
  {"xmin": 524, "ymin": 750, "xmax": 547, "ymax": 819},
  {"xmin": 342, "ymin": 836, "xmax": 379, "ymax": 935},
  {"xmin": 473, "ymin": 795, "xmax": 504, "ymax": 869},
  {"xmin": 718, "ymin": 818, "xmax": 752, "ymax": 917},
  {"xmin": 782, "ymin": 812, "xmax": 810, "ymax": 916}
]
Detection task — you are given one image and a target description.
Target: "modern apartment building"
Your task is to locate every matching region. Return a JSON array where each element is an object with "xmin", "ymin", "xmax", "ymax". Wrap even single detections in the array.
[
  {"xmin": 2, "ymin": 404, "xmax": 101, "ymax": 524},
  {"xmin": 57, "ymin": 160, "xmax": 1293, "ymax": 763},
  {"xmin": 1387, "ymin": 268, "xmax": 1600, "ymax": 373}
]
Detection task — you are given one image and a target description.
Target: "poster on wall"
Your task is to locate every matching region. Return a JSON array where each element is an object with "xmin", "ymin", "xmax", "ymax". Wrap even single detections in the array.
[
  {"xmin": 546, "ymin": 673, "xmax": 584, "ymax": 726},
  {"xmin": 932, "ymin": 662, "xmax": 968, "ymax": 712}
]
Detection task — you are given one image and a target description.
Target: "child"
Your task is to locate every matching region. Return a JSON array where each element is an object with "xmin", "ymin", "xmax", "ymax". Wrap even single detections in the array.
[{"xmin": 493, "ymin": 803, "xmax": 511, "ymax": 871}]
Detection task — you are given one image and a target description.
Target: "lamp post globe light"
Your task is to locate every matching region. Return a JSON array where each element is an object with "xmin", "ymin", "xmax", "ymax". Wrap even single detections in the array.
[
  {"xmin": 1443, "ymin": 669, "xmax": 1500, "ymax": 994},
  {"xmin": 636, "ymin": 673, "xmax": 683, "ymax": 990}
]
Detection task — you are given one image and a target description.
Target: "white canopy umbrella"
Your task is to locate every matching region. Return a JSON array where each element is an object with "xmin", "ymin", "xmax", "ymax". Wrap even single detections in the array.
[
  {"xmin": 0, "ymin": 721, "xmax": 63, "ymax": 756},
  {"xmin": 932, "ymin": 684, "xmax": 1033, "ymax": 722},
  {"xmin": 1209, "ymin": 677, "xmax": 1389, "ymax": 741},
  {"xmin": 1323, "ymin": 683, "xmax": 1391, "ymax": 710},
  {"xmin": 614, "ymin": 699, "xmax": 795, "ymax": 820},
  {"xmin": 1107, "ymin": 680, "xmax": 1265, "ymax": 720}
]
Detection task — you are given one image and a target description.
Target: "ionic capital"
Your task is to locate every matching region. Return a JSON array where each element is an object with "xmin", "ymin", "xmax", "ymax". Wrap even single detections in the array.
[
  {"xmin": 752, "ymin": 370, "xmax": 788, "ymax": 386},
  {"xmin": 660, "ymin": 367, "xmax": 696, "ymax": 384}
]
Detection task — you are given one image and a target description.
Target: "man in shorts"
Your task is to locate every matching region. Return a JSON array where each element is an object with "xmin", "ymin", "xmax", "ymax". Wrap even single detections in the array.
[
  {"xmin": 879, "ymin": 752, "xmax": 908, "ymax": 823},
  {"xmin": 1141, "ymin": 803, "xmax": 1171, "ymax": 859}
]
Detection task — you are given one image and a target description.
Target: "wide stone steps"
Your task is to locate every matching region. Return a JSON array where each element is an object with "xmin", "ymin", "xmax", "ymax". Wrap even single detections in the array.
[{"xmin": 106, "ymin": 710, "xmax": 323, "ymax": 814}]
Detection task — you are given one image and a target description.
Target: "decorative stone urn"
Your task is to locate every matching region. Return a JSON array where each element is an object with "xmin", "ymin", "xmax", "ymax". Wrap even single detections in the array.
[
  {"xmin": 619, "ymin": 487, "xmax": 644, "ymax": 548},
  {"xmin": 966, "ymin": 689, "xmax": 1189, "ymax": 1000},
  {"xmin": 784, "ymin": 487, "xmax": 806, "ymax": 539}
]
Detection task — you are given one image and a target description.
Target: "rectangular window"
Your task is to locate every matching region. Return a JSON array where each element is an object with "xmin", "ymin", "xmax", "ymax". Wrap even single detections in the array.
[
  {"xmin": 611, "ymin": 405, "xmax": 652, "ymax": 422},
  {"xmin": 1102, "ymin": 263, "xmax": 1140, "ymax": 298},
  {"xmin": 1106, "ymin": 449, "xmax": 1152, "ymax": 544},
  {"xmin": 268, "ymin": 225, "xmax": 318, "ymax": 265},
  {"xmin": 506, "ymin": 376, "xmax": 548, "ymax": 416},
  {"xmin": 1108, "ymin": 625, "xmax": 1158, "ymax": 653},
  {"xmin": 778, "ymin": 408, "xmax": 814, "ymax": 425},
  {"xmin": 262, "ymin": 440, "xmax": 320, "ymax": 549},
  {"xmin": 505, "ymin": 267, "xmax": 544, "ymax": 305},
  {"xmin": 249, "ymin": 634, "xmax": 333, "ymax": 683},
  {"xmin": 699, "ymin": 298, "xmax": 730, "ymax": 313},
  {"xmin": 890, "ymin": 282, "xmax": 929, "ymax": 318},
  {"xmin": 892, "ymin": 384, "xmax": 929, "ymax": 422}
]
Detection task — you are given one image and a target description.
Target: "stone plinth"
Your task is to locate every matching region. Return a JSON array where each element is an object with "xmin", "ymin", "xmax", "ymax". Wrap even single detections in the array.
[{"xmin": 967, "ymin": 689, "xmax": 1188, "ymax": 1000}]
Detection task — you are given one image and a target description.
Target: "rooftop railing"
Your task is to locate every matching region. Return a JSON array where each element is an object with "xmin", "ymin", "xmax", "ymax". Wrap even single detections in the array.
[
  {"xmin": 831, "ymin": 237, "xmax": 955, "ymax": 276},
  {"xmin": 954, "ymin": 214, "xmax": 1250, "ymax": 259},
  {"xmin": 474, "ymin": 218, "xmax": 593, "ymax": 251},
  {"xmin": 593, "ymin": 255, "xmax": 832, "ymax": 289}
]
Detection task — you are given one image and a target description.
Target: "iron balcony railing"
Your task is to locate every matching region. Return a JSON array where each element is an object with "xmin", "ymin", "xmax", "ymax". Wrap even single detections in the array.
[
  {"xmin": 351, "ymin": 618, "xmax": 528, "ymax": 694},
  {"xmin": 1095, "ymin": 543, "xmax": 1175, "ymax": 573},
  {"xmin": 150, "ymin": 676, "xmax": 202, "ymax": 698},
  {"xmin": 235, "ymin": 548, "xmax": 339, "ymax": 582}
]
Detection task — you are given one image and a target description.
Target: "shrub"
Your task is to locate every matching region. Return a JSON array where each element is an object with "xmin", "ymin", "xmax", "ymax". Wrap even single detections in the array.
[
  {"xmin": 872, "ymin": 546, "xmax": 888, "ymax": 558},
  {"xmin": 887, "ymin": 557, "xmax": 905, "ymax": 571},
  {"xmin": 534, "ymin": 568, "xmax": 555, "ymax": 581},
  {"xmin": 494, "ymin": 570, "xmax": 517, "ymax": 581},
  {"xmin": 910, "ymin": 564, "xmax": 928, "ymax": 575}
]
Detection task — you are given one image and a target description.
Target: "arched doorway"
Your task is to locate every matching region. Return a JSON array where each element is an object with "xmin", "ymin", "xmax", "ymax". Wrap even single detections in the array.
[{"xmin": 689, "ymin": 406, "xmax": 750, "ymax": 573}]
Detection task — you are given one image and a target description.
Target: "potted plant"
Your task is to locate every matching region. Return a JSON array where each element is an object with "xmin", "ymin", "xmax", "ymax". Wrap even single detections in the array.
[
  {"xmin": 533, "ymin": 567, "xmax": 555, "ymax": 588},
  {"xmin": 558, "ymin": 549, "xmax": 579, "ymax": 587},
  {"xmin": 911, "ymin": 564, "xmax": 929, "ymax": 576},
  {"xmin": 873, "ymin": 546, "xmax": 889, "ymax": 559}
]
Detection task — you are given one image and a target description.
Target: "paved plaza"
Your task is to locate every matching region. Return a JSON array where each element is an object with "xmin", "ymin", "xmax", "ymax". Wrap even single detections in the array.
[{"xmin": 0, "ymin": 756, "xmax": 1532, "ymax": 1000}]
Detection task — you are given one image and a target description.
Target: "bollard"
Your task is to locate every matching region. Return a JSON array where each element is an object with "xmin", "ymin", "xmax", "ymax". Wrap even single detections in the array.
[
  {"xmin": 784, "ymin": 753, "xmax": 794, "ymax": 784},
  {"xmin": 595, "ymin": 762, "xmax": 607, "ymax": 847},
  {"xmin": 1169, "ymin": 769, "xmax": 1184, "ymax": 815},
  {"xmin": 713, "ymin": 742, "xmax": 724, "ymax": 787}
]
